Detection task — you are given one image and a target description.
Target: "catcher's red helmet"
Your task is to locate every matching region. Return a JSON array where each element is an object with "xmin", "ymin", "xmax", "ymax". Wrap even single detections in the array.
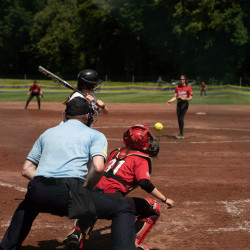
[{"xmin": 123, "ymin": 124, "xmax": 159, "ymax": 157}]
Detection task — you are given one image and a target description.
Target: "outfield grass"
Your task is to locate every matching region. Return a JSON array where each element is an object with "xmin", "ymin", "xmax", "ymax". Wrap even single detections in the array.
[
  {"xmin": 1, "ymin": 78, "xmax": 250, "ymax": 105},
  {"xmin": 0, "ymin": 92, "xmax": 250, "ymax": 105}
]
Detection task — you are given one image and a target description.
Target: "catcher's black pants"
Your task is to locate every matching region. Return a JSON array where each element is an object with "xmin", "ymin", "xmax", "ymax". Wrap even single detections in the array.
[
  {"xmin": 0, "ymin": 177, "xmax": 136, "ymax": 250},
  {"xmin": 177, "ymin": 100, "xmax": 189, "ymax": 136},
  {"xmin": 25, "ymin": 93, "xmax": 40, "ymax": 109},
  {"xmin": 76, "ymin": 191, "xmax": 157, "ymax": 238}
]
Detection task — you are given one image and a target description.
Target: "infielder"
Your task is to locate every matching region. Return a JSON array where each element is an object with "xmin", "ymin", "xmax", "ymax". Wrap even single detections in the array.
[
  {"xmin": 63, "ymin": 124, "xmax": 175, "ymax": 250},
  {"xmin": 24, "ymin": 80, "xmax": 43, "ymax": 110},
  {"xmin": 0, "ymin": 97, "xmax": 136, "ymax": 250},
  {"xmin": 167, "ymin": 75, "xmax": 193, "ymax": 139},
  {"xmin": 200, "ymin": 81, "xmax": 207, "ymax": 97}
]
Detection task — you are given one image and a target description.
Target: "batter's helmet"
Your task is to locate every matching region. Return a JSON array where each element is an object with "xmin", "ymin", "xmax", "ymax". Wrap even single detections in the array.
[
  {"xmin": 77, "ymin": 69, "xmax": 102, "ymax": 91},
  {"xmin": 123, "ymin": 124, "xmax": 159, "ymax": 158}
]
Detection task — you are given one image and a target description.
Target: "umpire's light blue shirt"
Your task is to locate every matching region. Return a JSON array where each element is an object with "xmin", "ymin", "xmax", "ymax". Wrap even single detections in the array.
[{"xmin": 27, "ymin": 119, "xmax": 108, "ymax": 181}]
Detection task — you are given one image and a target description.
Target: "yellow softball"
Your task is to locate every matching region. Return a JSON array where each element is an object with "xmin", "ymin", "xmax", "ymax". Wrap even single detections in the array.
[{"xmin": 154, "ymin": 122, "xmax": 164, "ymax": 132}]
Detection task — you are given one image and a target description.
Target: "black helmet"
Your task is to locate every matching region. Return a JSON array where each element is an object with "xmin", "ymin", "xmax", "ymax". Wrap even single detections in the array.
[{"xmin": 77, "ymin": 69, "xmax": 102, "ymax": 91}]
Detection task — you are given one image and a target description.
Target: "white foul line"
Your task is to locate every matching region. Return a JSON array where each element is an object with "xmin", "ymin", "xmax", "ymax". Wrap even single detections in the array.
[
  {"xmin": 183, "ymin": 199, "xmax": 250, "ymax": 232},
  {"xmin": 0, "ymin": 181, "xmax": 26, "ymax": 192}
]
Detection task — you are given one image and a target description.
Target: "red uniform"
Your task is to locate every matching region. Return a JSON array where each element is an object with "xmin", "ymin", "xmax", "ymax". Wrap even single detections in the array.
[
  {"xmin": 25, "ymin": 82, "xmax": 42, "ymax": 110},
  {"xmin": 94, "ymin": 148, "xmax": 160, "ymax": 247},
  {"xmin": 175, "ymin": 85, "xmax": 193, "ymax": 98},
  {"xmin": 200, "ymin": 82, "xmax": 207, "ymax": 96},
  {"xmin": 174, "ymin": 85, "xmax": 193, "ymax": 137},
  {"xmin": 29, "ymin": 84, "xmax": 41, "ymax": 95},
  {"xmin": 96, "ymin": 148, "xmax": 151, "ymax": 195}
]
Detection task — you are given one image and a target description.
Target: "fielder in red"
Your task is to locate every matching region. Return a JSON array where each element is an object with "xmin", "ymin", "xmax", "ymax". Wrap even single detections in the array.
[
  {"xmin": 24, "ymin": 80, "xmax": 43, "ymax": 110},
  {"xmin": 200, "ymin": 81, "xmax": 207, "ymax": 97},
  {"xmin": 167, "ymin": 75, "xmax": 193, "ymax": 139},
  {"xmin": 63, "ymin": 124, "xmax": 174, "ymax": 250}
]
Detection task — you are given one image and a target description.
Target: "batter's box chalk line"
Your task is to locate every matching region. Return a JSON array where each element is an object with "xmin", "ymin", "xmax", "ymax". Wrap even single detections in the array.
[
  {"xmin": 0, "ymin": 181, "xmax": 27, "ymax": 192},
  {"xmin": 183, "ymin": 199, "xmax": 250, "ymax": 232}
]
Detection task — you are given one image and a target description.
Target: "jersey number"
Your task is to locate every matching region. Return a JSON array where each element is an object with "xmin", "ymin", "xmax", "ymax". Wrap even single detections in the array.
[{"xmin": 105, "ymin": 159, "xmax": 125, "ymax": 175}]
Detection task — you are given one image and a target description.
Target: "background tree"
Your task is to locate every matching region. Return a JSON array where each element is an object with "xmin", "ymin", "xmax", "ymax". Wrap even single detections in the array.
[
  {"xmin": 0, "ymin": 0, "xmax": 45, "ymax": 74},
  {"xmin": 0, "ymin": 0, "xmax": 249, "ymax": 84},
  {"xmin": 29, "ymin": 0, "xmax": 80, "ymax": 75}
]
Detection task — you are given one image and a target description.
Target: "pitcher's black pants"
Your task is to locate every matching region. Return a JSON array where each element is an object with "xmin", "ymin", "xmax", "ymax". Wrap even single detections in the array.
[{"xmin": 177, "ymin": 100, "xmax": 189, "ymax": 136}]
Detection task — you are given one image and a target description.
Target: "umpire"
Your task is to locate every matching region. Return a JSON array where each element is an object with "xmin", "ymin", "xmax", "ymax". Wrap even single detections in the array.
[{"xmin": 0, "ymin": 97, "xmax": 136, "ymax": 250}]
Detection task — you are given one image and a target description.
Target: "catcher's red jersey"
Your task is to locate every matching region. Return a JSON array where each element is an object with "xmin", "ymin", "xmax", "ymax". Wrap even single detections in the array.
[{"xmin": 96, "ymin": 148, "xmax": 151, "ymax": 195}]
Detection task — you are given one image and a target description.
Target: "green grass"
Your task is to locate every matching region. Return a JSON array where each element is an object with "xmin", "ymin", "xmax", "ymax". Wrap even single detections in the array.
[
  {"xmin": 97, "ymin": 94, "xmax": 250, "ymax": 105},
  {"xmin": 1, "ymin": 92, "xmax": 250, "ymax": 105},
  {"xmin": 1, "ymin": 78, "xmax": 250, "ymax": 105}
]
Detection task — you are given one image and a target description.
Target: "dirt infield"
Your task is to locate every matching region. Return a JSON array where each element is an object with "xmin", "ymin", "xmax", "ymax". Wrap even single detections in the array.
[{"xmin": 0, "ymin": 101, "xmax": 250, "ymax": 250}]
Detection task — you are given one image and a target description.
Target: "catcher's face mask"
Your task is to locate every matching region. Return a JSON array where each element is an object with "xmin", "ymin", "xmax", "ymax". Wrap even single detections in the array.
[{"xmin": 123, "ymin": 124, "xmax": 159, "ymax": 158}]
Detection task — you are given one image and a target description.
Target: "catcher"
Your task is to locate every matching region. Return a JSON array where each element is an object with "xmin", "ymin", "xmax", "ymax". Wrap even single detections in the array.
[
  {"xmin": 24, "ymin": 80, "xmax": 43, "ymax": 110},
  {"xmin": 63, "ymin": 124, "xmax": 175, "ymax": 250}
]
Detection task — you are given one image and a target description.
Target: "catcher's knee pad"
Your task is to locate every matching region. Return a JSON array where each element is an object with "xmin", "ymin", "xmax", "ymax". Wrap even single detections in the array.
[
  {"xmin": 135, "ymin": 198, "xmax": 160, "ymax": 245},
  {"xmin": 144, "ymin": 197, "xmax": 161, "ymax": 216}
]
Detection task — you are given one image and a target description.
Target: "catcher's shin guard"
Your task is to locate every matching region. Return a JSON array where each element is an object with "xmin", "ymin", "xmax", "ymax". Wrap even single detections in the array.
[{"xmin": 135, "ymin": 198, "xmax": 160, "ymax": 245}]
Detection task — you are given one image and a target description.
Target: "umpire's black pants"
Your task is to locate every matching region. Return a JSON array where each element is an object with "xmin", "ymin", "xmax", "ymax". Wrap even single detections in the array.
[
  {"xmin": 0, "ymin": 177, "xmax": 136, "ymax": 250},
  {"xmin": 177, "ymin": 100, "xmax": 189, "ymax": 136}
]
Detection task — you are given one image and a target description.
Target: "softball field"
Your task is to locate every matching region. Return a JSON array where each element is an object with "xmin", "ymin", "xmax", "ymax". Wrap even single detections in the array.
[{"xmin": 0, "ymin": 101, "xmax": 249, "ymax": 250}]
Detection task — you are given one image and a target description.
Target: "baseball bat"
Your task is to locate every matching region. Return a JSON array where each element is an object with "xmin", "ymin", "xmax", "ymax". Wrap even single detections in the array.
[{"xmin": 38, "ymin": 66, "xmax": 85, "ymax": 97}]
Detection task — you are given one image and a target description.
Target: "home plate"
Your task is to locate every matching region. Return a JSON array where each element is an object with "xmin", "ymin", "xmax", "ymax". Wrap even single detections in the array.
[{"xmin": 196, "ymin": 112, "xmax": 207, "ymax": 115}]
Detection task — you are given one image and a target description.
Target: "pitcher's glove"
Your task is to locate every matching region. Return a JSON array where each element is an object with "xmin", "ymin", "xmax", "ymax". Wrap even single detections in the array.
[
  {"xmin": 177, "ymin": 95, "xmax": 187, "ymax": 101},
  {"xmin": 40, "ymin": 93, "xmax": 44, "ymax": 98}
]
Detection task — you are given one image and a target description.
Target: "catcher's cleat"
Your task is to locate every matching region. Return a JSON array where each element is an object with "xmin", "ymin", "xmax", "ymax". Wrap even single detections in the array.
[
  {"xmin": 63, "ymin": 231, "xmax": 85, "ymax": 250},
  {"xmin": 136, "ymin": 244, "xmax": 150, "ymax": 250}
]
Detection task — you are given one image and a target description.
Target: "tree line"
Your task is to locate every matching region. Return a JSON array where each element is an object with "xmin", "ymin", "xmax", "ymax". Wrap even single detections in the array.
[{"xmin": 0, "ymin": 0, "xmax": 249, "ymax": 84}]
